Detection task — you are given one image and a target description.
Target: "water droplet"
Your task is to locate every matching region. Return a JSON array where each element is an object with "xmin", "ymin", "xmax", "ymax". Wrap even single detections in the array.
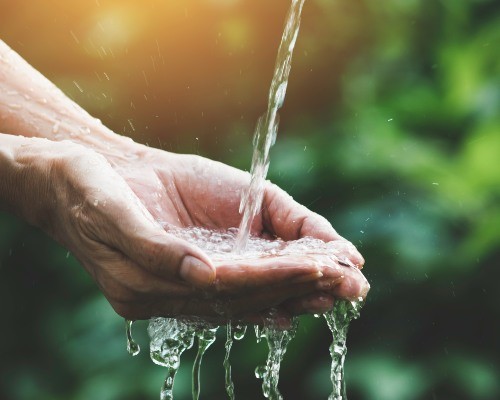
[
  {"xmin": 52, "ymin": 121, "xmax": 60, "ymax": 133},
  {"xmin": 125, "ymin": 320, "xmax": 140, "ymax": 356},
  {"xmin": 79, "ymin": 126, "xmax": 91, "ymax": 135},
  {"xmin": 233, "ymin": 325, "xmax": 247, "ymax": 340},
  {"xmin": 73, "ymin": 81, "xmax": 83, "ymax": 93}
]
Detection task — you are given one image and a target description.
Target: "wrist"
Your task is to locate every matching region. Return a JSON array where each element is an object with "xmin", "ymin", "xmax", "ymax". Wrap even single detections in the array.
[{"xmin": 0, "ymin": 134, "xmax": 91, "ymax": 232}]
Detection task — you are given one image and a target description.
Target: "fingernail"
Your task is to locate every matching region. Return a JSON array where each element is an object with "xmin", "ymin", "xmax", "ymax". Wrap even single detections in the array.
[{"xmin": 180, "ymin": 255, "xmax": 215, "ymax": 287}]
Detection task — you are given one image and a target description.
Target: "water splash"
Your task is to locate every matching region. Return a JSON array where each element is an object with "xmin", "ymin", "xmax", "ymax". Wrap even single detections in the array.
[
  {"xmin": 192, "ymin": 327, "xmax": 218, "ymax": 400},
  {"xmin": 125, "ymin": 319, "xmax": 140, "ymax": 356},
  {"xmin": 122, "ymin": 0, "xmax": 367, "ymax": 397},
  {"xmin": 224, "ymin": 324, "xmax": 235, "ymax": 400},
  {"xmin": 126, "ymin": 228, "xmax": 365, "ymax": 400},
  {"xmin": 255, "ymin": 318, "xmax": 299, "ymax": 400},
  {"xmin": 234, "ymin": 0, "xmax": 307, "ymax": 252},
  {"xmin": 233, "ymin": 324, "xmax": 248, "ymax": 341},
  {"xmin": 148, "ymin": 318, "xmax": 196, "ymax": 400},
  {"xmin": 324, "ymin": 299, "xmax": 364, "ymax": 400}
]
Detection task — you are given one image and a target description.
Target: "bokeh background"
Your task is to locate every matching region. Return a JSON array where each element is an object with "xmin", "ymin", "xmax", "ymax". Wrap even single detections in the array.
[{"xmin": 1, "ymin": 0, "xmax": 499, "ymax": 399}]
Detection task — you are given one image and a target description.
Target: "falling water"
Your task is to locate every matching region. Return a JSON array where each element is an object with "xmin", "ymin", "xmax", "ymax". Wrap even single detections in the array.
[
  {"xmin": 125, "ymin": 319, "xmax": 140, "ymax": 356},
  {"xmin": 123, "ymin": 0, "xmax": 367, "ymax": 398},
  {"xmin": 192, "ymin": 327, "xmax": 218, "ymax": 400},
  {"xmin": 324, "ymin": 300, "xmax": 364, "ymax": 400},
  {"xmin": 224, "ymin": 325, "xmax": 235, "ymax": 400},
  {"xmin": 255, "ymin": 319, "xmax": 299, "ymax": 400},
  {"xmin": 233, "ymin": 1, "xmax": 308, "ymax": 393},
  {"xmin": 234, "ymin": 0, "xmax": 307, "ymax": 252},
  {"xmin": 148, "ymin": 318, "xmax": 196, "ymax": 400}
]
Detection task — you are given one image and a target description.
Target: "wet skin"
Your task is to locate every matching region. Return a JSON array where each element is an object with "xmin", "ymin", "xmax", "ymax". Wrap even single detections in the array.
[{"xmin": 0, "ymin": 40, "xmax": 369, "ymax": 325}]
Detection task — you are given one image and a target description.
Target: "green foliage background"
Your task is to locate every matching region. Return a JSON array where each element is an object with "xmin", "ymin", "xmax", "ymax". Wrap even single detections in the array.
[{"xmin": 1, "ymin": 0, "xmax": 499, "ymax": 399}]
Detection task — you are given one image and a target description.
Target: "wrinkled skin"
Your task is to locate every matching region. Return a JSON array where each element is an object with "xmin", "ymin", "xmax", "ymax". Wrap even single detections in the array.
[
  {"xmin": 101, "ymin": 142, "xmax": 369, "ymax": 323},
  {"xmin": 0, "ymin": 39, "xmax": 369, "ymax": 325},
  {"xmin": 2, "ymin": 136, "xmax": 369, "ymax": 326}
]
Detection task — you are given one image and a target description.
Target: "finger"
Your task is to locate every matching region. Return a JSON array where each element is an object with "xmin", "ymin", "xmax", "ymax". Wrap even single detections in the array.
[
  {"xmin": 208, "ymin": 280, "xmax": 320, "ymax": 318},
  {"xmin": 70, "ymin": 156, "xmax": 217, "ymax": 288},
  {"xmin": 92, "ymin": 193, "xmax": 216, "ymax": 288},
  {"xmin": 327, "ymin": 239, "xmax": 365, "ymax": 269},
  {"xmin": 263, "ymin": 183, "xmax": 365, "ymax": 268},
  {"xmin": 262, "ymin": 182, "xmax": 340, "ymax": 242},
  {"xmin": 318, "ymin": 262, "xmax": 370, "ymax": 299},
  {"xmin": 283, "ymin": 293, "xmax": 335, "ymax": 316},
  {"xmin": 83, "ymin": 247, "xmax": 194, "ymax": 299},
  {"xmin": 212, "ymin": 255, "xmax": 323, "ymax": 292},
  {"xmin": 239, "ymin": 309, "xmax": 293, "ymax": 329},
  {"xmin": 140, "ymin": 278, "xmax": 320, "ymax": 320}
]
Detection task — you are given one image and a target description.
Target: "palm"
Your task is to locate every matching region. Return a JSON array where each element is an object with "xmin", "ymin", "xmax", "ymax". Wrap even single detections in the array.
[{"xmin": 116, "ymin": 150, "xmax": 264, "ymax": 235}]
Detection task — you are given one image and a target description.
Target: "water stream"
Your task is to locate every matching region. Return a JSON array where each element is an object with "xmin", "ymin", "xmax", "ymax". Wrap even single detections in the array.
[
  {"xmin": 192, "ymin": 327, "xmax": 218, "ymax": 400},
  {"xmin": 224, "ymin": 324, "xmax": 235, "ymax": 400},
  {"xmin": 255, "ymin": 318, "xmax": 299, "ymax": 400},
  {"xmin": 148, "ymin": 318, "xmax": 196, "ymax": 400},
  {"xmin": 124, "ymin": 0, "xmax": 366, "ymax": 398},
  {"xmin": 325, "ymin": 300, "xmax": 363, "ymax": 400},
  {"xmin": 234, "ymin": 0, "xmax": 307, "ymax": 252}
]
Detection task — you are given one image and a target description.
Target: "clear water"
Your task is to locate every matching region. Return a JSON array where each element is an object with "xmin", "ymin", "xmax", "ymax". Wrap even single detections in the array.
[
  {"xmin": 255, "ymin": 318, "xmax": 299, "ymax": 400},
  {"xmin": 224, "ymin": 325, "xmax": 235, "ymax": 400},
  {"xmin": 125, "ymin": 319, "xmax": 140, "ymax": 356},
  {"xmin": 148, "ymin": 318, "xmax": 196, "ymax": 400},
  {"xmin": 324, "ymin": 300, "xmax": 364, "ymax": 400},
  {"xmin": 124, "ymin": 0, "xmax": 366, "ymax": 398},
  {"xmin": 137, "ymin": 227, "xmax": 365, "ymax": 399},
  {"xmin": 192, "ymin": 327, "xmax": 218, "ymax": 400},
  {"xmin": 234, "ymin": 0, "xmax": 307, "ymax": 252}
]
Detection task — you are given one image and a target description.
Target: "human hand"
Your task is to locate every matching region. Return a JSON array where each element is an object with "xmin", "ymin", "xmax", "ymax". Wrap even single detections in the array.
[
  {"xmin": 0, "ymin": 39, "xmax": 368, "ymax": 324},
  {"xmin": 3, "ymin": 136, "xmax": 366, "ymax": 324},
  {"xmin": 103, "ymin": 141, "xmax": 369, "ymax": 319}
]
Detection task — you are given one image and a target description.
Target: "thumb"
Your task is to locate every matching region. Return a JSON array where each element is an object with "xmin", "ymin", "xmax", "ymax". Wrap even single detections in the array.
[
  {"xmin": 94, "ymin": 194, "xmax": 215, "ymax": 288},
  {"xmin": 131, "ymin": 233, "xmax": 216, "ymax": 288}
]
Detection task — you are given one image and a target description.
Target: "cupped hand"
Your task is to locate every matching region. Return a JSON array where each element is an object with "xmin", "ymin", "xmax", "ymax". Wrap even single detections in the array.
[{"xmin": 104, "ymin": 142, "xmax": 369, "ymax": 319}]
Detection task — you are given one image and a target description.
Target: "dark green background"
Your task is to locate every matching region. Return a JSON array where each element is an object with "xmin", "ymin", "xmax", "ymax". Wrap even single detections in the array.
[{"xmin": 1, "ymin": 0, "xmax": 499, "ymax": 399}]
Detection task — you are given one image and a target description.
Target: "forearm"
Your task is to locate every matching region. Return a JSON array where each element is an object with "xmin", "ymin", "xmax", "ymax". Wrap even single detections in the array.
[{"xmin": 0, "ymin": 40, "xmax": 135, "ymax": 158}]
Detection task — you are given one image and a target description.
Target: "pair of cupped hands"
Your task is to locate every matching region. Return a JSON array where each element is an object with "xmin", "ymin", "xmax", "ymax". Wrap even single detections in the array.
[
  {"xmin": 24, "ymin": 136, "xmax": 368, "ymax": 326},
  {"xmin": 0, "ymin": 40, "xmax": 368, "ymax": 326}
]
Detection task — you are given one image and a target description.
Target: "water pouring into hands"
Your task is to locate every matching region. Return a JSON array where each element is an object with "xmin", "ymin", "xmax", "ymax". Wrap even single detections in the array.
[{"xmin": 0, "ymin": 39, "xmax": 369, "ymax": 326}]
